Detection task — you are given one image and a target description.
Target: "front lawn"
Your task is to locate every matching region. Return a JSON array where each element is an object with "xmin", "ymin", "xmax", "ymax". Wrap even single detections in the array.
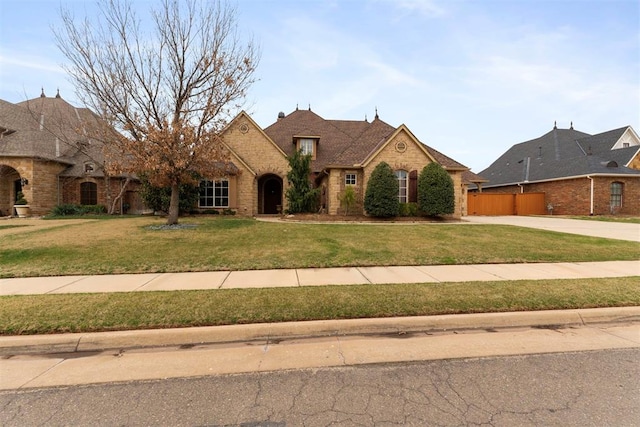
[{"xmin": 1, "ymin": 216, "xmax": 638, "ymax": 278}]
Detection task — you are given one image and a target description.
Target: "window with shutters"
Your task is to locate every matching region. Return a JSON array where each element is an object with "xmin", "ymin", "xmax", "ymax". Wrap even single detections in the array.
[{"xmin": 395, "ymin": 170, "xmax": 408, "ymax": 203}]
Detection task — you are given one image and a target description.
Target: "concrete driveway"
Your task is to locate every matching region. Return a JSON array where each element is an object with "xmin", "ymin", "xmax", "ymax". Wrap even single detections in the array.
[{"xmin": 465, "ymin": 216, "xmax": 640, "ymax": 242}]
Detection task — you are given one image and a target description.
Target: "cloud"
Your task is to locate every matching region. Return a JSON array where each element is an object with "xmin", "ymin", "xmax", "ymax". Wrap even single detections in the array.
[
  {"xmin": 0, "ymin": 55, "xmax": 65, "ymax": 74},
  {"xmin": 386, "ymin": 0, "xmax": 446, "ymax": 18}
]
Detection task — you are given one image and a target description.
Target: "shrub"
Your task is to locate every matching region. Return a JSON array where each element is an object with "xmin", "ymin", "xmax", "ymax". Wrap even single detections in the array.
[
  {"xmin": 51, "ymin": 204, "xmax": 82, "ymax": 216},
  {"xmin": 364, "ymin": 162, "xmax": 399, "ymax": 218},
  {"xmin": 418, "ymin": 162, "xmax": 455, "ymax": 217},
  {"xmin": 51, "ymin": 204, "xmax": 106, "ymax": 216},
  {"xmin": 140, "ymin": 177, "xmax": 199, "ymax": 214},
  {"xmin": 340, "ymin": 186, "xmax": 357, "ymax": 215},
  {"xmin": 82, "ymin": 204, "xmax": 107, "ymax": 215},
  {"xmin": 285, "ymin": 150, "xmax": 320, "ymax": 213},
  {"xmin": 14, "ymin": 192, "xmax": 28, "ymax": 205},
  {"xmin": 399, "ymin": 202, "xmax": 418, "ymax": 217}
]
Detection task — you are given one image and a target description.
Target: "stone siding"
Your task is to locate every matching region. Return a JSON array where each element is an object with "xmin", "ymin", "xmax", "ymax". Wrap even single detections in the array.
[
  {"xmin": 359, "ymin": 130, "xmax": 464, "ymax": 218},
  {"xmin": 222, "ymin": 114, "xmax": 290, "ymax": 215}
]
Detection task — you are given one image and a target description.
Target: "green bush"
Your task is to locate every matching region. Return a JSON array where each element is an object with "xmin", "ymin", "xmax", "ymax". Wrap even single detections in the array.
[
  {"xmin": 285, "ymin": 150, "xmax": 320, "ymax": 214},
  {"xmin": 364, "ymin": 162, "xmax": 399, "ymax": 218},
  {"xmin": 399, "ymin": 202, "xmax": 418, "ymax": 217},
  {"xmin": 340, "ymin": 185, "xmax": 357, "ymax": 215},
  {"xmin": 140, "ymin": 177, "xmax": 199, "ymax": 214},
  {"xmin": 51, "ymin": 204, "xmax": 82, "ymax": 216},
  {"xmin": 51, "ymin": 204, "xmax": 106, "ymax": 216},
  {"xmin": 14, "ymin": 191, "xmax": 28, "ymax": 205},
  {"xmin": 418, "ymin": 162, "xmax": 455, "ymax": 217}
]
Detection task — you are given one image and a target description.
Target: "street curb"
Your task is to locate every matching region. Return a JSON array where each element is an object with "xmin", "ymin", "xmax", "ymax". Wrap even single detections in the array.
[{"xmin": 1, "ymin": 306, "xmax": 639, "ymax": 356}]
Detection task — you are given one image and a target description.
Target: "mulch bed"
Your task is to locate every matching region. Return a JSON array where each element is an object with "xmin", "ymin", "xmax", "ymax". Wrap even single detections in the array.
[{"xmin": 279, "ymin": 213, "xmax": 460, "ymax": 223}]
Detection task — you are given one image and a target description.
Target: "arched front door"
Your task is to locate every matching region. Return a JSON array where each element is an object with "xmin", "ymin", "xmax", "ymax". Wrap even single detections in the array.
[
  {"xmin": 258, "ymin": 174, "xmax": 283, "ymax": 214},
  {"xmin": 0, "ymin": 165, "xmax": 21, "ymax": 216}
]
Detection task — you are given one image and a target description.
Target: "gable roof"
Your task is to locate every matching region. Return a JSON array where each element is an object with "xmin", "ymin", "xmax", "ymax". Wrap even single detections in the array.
[
  {"xmin": 480, "ymin": 125, "xmax": 640, "ymax": 187},
  {"xmin": 263, "ymin": 108, "xmax": 469, "ymax": 172}
]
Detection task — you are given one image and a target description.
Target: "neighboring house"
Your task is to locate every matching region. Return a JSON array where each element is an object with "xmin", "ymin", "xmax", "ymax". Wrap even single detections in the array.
[
  {"xmin": 0, "ymin": 91, "xmax": 141, "ymax": 216},
  {"xmin": 476, "ymin": 123, "xmax": 640, "ymax": 215},
  {"xmin": 211, "ymin": 107, "xmax": 477, "ymax": 218}
]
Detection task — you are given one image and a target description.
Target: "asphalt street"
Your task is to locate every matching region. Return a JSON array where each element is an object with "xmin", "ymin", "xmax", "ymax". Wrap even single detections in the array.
[{"xmin": 2, "ymin": 348, "xmax": 638, "ymax": 426}]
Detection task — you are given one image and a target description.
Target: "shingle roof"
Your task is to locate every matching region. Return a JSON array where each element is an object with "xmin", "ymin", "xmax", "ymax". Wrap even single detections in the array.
[
  {"xmin": 263, "ymin": 108, "xmax": 469, "ymax": 172},
  {"xmin": 479, "ymin": 126, "xmax": 640, "ymax": 187},
  {"xmin": 0, "ymin": 95, "xmax": 114, "ymax": 176}
]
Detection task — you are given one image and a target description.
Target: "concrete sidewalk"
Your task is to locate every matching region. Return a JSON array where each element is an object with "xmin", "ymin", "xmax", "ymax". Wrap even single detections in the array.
[
  {"xmin": 464, "ymin": 215, "xmax": 640, "ymax": 242},
  {"xmin": 1, "ymin": 260, "xmax": 638, "ymax": 295}
]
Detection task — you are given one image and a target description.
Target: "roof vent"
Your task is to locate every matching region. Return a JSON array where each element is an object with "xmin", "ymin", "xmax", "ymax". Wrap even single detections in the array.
[
  {"xmin": 604, "ymin": 161, "xmax": 618, "ymax": 168},
  {"xmin": 277, "ymin": 111, "xmax": 285, "ymax": 120}
]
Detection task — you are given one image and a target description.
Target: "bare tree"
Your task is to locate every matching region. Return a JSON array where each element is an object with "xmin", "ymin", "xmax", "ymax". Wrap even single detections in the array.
[{"xmin": 55, "ymin": 0, "xmax": 259, "ymax": 224}]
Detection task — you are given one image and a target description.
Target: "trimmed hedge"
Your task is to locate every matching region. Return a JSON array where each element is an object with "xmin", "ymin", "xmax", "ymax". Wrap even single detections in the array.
[
  {"xmin": 418, "ymin": 162, "xmax": 454, "ymax": 217},
  {"xmin": 364, "ymin": 162, "xmax": 399, "ymax": 218}
]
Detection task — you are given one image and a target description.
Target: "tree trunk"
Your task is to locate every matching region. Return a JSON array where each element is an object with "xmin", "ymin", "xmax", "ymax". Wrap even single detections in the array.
[
  {"xmin": 110, "ymin": 176, "xmax": 131, "ymax": 215},
  {"xmin": 167, "ymin": 182, "xmax": 180, "ymax": 225}
]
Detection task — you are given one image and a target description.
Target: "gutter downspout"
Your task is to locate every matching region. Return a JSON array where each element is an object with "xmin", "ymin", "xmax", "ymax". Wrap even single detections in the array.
[
  {"xmin": 587, "ymin": 175, "xmax": 594, "ymax": 215},
  {"xmin": 517, "ymin": 183, "xmax": 524, "ymax": 193}
]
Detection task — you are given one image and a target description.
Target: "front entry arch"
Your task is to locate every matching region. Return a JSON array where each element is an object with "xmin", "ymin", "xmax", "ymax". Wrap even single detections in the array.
[
  {"xmin": 258, "ymin": 174, "xmax": 283, "ymax": 214},
  {"xmin": 0, "ymin": 164, "xmax": 22, "ymax": 216}
]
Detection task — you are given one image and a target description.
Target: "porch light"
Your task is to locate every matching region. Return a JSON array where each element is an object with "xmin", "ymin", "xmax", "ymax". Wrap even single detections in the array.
[{"xmin": 20, "ymin": 177, "xmax": 29, "ymax": 186}]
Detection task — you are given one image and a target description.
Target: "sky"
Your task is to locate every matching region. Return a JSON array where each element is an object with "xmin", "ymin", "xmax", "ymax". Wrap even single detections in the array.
[{"xmin": 0, "ymin": 0, "xmax": 638, "ymax": 173}]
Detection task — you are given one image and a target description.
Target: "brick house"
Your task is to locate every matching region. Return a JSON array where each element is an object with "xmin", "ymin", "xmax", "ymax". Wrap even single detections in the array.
[
  {"xmin": 0, "ymin": 91, "xmax": 141, "ymax": 216},
  {"xmin": 207, "ymin": 107, "xmax": 475, "ymax": 218},
  {"xmin": 476, "ymin": 123, "xmax": 640, "ymax": 215}
]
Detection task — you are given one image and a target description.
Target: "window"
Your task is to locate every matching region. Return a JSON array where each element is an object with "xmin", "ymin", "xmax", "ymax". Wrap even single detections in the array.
[
  {"xmin": 199, "ymin": 179, "xmax": 229, "ymax": 208},
  {"xmin": 610, "ymin": 182, "xmax": 623, "ymax": 208},
  {"xmin": 84, "ymin": 162, "xmax": 95, "ymax": 173},
  {"xmin": 299, "ymin": 138, "xmax": 314, "ymax": 156},
  {"xmin": 345, "ymin": 173, "xmax": 357, "ymax": 186},
  {"xmin": 80, "ymin": 182, "xmax": 97, "ymax": 205},
  {"xmin": 396, "ymin": 170, "xmax": 408, "ymax": 203}
]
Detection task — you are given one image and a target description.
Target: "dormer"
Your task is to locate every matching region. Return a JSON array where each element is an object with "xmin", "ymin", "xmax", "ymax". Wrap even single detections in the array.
[
  {"xmin": 612, "ymin": 127, "xmax": 640, "ymax": 150},
  {"xmin": 294, "ymin": 135, "xmax": 319, "ymax": 159}
]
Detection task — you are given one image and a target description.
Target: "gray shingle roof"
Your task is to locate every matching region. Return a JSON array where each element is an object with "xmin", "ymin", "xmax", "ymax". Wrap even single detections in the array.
[
  {"xmin": 1, "ymin": 95, "xmax": 115, "ymax": 176},
  {"xmin": 480, "ymin": 126, "xmax": 640, "ymax": 187}
]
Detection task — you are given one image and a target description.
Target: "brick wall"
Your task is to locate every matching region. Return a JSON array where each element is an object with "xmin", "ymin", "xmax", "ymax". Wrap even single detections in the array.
[
  {"xmin": 60, "ymin": 175, "xmax": 136, "ymax": 213},
  {"xmin": 482, "ymin": 176, "xmax": 640, "ymax": 215}
]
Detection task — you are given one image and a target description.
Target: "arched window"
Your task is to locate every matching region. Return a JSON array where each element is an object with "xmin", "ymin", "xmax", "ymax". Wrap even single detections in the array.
[
  {"xmin": 610, "ymin": 182, "xmax": 623, "ymax": 208},
  {"xmin": 80, "ymin": 182, "xmax": 97, "ymax": 205},
  {"xmin": 395, "ymin": 170, "xmax": 408, "ymax": 203}
]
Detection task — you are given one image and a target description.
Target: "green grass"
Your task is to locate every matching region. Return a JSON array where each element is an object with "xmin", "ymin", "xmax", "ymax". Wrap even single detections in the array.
[
  {"xmin": 1, "ymin": 277, "xmax": 638, "ymax": 335},
  {"xmin": 1, "ymin": 216, "xmax": 638, "ymax": 278},
  {"xmin": 0, "ymin": 225, "xmax": 28, "ymax": 231}
]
